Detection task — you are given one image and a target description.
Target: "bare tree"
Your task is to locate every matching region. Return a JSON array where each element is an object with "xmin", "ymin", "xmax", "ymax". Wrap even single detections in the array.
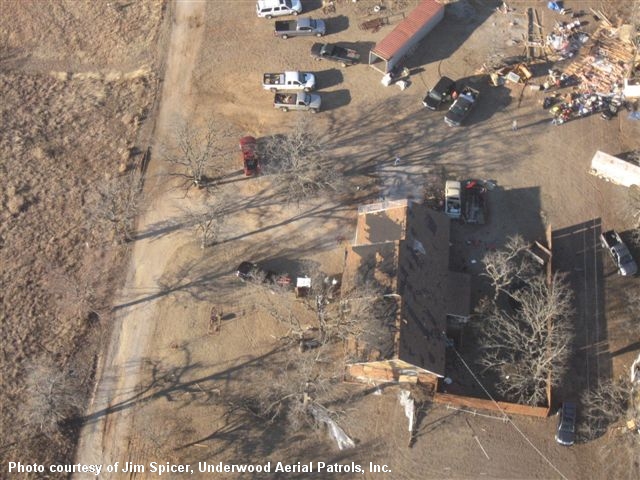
[
  {"xmin": 579, "ymin": 376, "xmax": 640, "ymax": 480},
  {"xmin": 627, "ymin": 183, "xmax": 640, "ymax": 248},
  {"xmin": 86, "ymin": 171, "xmax": 142, "ymax": 243},
  {"xmin": 262, "ymin": 117, "xmax": 343, "ymax": 203},
  {"xmin": 476, "ymin": 273, "xmax": 574, "ymax": 406},
  {"xmin": 163, "ymin": 120, "xmax": 231, "ymax": 191},
  {"xmin": 482, "ymin": 235, "xmax": 537, "ymax": 300},
  {"xmin": 229, "ymin": 343, "xmax": 344, "ymax": 429},
  {"xmin": 580, "ymin": 377, "xmax": 631, "ymax": 440},
  {"xmin": 184, "ymin": 192, "xmax": 230, "ymax": 249},
  {"xmin": 321, "ymin": 280, "xmax": 396, "ymax": 348},
  {"xmin": 18, "ymin": 357, "xmax": 83, "ymax": 438}
]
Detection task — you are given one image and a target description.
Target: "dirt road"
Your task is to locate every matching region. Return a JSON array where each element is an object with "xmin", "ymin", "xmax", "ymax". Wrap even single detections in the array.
[{"xmin": 73, "ymin": 1, "xmax": 206, "ymax": 477}]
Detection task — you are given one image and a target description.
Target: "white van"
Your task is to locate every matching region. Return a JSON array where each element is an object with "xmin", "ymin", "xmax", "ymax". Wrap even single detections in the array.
[{"xmin": 256, "ymin": 0, "xmax": 302, "ymax": 18}]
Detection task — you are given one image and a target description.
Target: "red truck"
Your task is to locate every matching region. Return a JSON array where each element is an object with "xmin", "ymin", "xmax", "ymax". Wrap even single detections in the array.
[{"xmin": 239, "ymin": 136, "xmax": 260, "ymax": 176}]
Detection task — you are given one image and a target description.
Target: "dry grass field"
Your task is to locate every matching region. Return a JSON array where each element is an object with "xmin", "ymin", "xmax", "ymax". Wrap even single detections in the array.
[{"xmin": 0, "ymin": 0, "xmax": 166, "ymax": 472}]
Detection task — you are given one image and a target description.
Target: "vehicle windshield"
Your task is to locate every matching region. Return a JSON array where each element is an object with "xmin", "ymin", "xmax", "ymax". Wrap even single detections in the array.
[
  {"xmin": 429, "ymin": 90, "xmax": 442, "ymax": 101},
  {"xmin": 310, "ymin": 19, "xmax": 317, "ymax": 28},
  {"xmin": 620, "ymin": 254, "xmax": 633, "ymax": 265},
  {"xmin": 450, "ymin": 101, "xmax": 469, "ymax": 116}
]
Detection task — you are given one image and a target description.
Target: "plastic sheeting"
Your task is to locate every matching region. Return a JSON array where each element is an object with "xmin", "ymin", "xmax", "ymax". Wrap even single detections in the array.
[
  {"xmin": 398, "ymin": 390, "xmax": 415, "ymax": 433},
  {"xmin": 309, "ymin": 403, "xmax": 355, "ymax": 450}
]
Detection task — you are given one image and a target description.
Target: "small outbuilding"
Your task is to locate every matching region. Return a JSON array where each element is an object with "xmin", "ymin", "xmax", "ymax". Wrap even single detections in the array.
[{"xmin": 369, "ymin": 0, "xmax": 444, "ymax": 74}]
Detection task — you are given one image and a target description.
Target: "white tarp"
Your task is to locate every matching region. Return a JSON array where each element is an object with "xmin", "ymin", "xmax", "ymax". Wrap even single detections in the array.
[
  {"xmin": 398, "ymin": 390, "xmax": 415, "ymax": 433},
  {"xmin": 589, "ymin": 150, "xmax": 640, "ymax": 188},
  {"xmin": 309, "ymin": 403, "xmax": 355, "ymax": 450}
]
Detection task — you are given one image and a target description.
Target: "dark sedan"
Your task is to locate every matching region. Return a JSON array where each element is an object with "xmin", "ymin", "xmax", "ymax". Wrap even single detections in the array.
[{"xmin": 555, "ymin": 402, "xmax": 577, "ymax": 446}]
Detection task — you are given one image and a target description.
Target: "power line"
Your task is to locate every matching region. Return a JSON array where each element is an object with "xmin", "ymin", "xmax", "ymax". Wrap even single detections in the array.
[{"xmin": 451, "ymin": 347, "xmax": 569, "ymax": 480}]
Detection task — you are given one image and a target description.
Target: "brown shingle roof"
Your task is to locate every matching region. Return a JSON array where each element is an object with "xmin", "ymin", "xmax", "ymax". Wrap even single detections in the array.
[{"xmin": 344, "ymin": 201, "xmax": 454, "ymax": 377}]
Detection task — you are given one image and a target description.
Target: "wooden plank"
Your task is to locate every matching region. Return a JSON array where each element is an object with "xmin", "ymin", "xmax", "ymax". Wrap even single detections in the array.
[{"xmin": 433, "ymin": 393, "xmax": 550, "ymax": 418}]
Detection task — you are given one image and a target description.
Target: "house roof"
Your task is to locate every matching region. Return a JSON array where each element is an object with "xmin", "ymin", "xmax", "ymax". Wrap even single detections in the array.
[
  {"xmin": 343, "ymin": 201, "xmax": 455, "ymax": 377},
  {"xmin": 395, "ymin": 204, "xmax": 450, "ymax": 376},
  {"xmin": 371, "ymin": 0, "xmax": 444, "ymax": 61}
]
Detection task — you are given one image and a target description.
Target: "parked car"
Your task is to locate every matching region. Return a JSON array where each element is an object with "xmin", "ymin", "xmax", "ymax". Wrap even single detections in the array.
[
  {"xmin": 310, "ymin": 42, "xmax": 360, "ymax": 67},
  {"xmin": 444, "ymin": 180, "xmax": 462, "ymax": 220},
  {"xmin": 555, "ymin": 402, "xmax": 577, "ymax": 446},
  {"xmin": 262, "ymin": 71, "xmax": 316, "ymax": 92},
  {"xmin": 256, "ymin": 0, "xmax": 302, "ymax": 19},
  {"xmin": 423, "ymin": 76, "xmax": 456, "ymax": 110},
  {"xmin": 239, "ymin": 136, "xmax": 259, "ymax": 176},
  {"xmin": 274, "ymin": 92, "xmax": 321, "ymax": 113},
  {"xmin": 601, "ymin": 229, "xmax": 638, "ymax": 276},
  {"xmin": 274, "ymin": 17, "xmax": 325, "ymax": 39},
  {"xmin": 236, "ymin": 261, "xmax": 291, "ymax": 286},
  {"xmin": 445, "ymin": 85, "xmax": 479, "ymax": 127}
]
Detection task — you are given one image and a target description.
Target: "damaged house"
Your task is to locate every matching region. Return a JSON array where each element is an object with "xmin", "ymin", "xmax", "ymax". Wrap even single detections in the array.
[{"xmin": 343, "ymin": 200, "xmax": 470, "ymax": 392}]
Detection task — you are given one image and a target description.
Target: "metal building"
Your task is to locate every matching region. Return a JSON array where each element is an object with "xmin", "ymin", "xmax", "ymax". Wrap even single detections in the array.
[{"xmin": 369, "ymin": 0, "xmax": 444, "ymax": 74}]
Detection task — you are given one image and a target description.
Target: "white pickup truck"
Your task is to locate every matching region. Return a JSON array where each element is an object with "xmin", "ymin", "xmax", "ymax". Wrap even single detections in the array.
[
  {"xmin": 601, "ymin": 230, "xmax": 638, "ymax": 276},
  {"xmin": 262, "ymin": 71, "xmax": 316, "ymax": 92}
]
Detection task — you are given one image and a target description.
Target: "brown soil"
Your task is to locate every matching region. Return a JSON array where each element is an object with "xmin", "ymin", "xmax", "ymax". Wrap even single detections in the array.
[{"xmin": 3, "ymin": 0, "xmax": 640, "ymax": 479}]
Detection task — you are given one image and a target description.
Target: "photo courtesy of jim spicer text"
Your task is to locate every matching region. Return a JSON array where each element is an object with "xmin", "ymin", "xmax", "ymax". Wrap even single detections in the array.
[{"xmin": 7, "ymin": 460, "xmax": 392, "ymax": 476}]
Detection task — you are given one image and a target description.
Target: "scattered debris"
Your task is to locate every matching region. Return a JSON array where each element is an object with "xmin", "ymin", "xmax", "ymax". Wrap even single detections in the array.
[{"xmin": 309, "ymin": 402, "xmax": 356, "ymax": 450}]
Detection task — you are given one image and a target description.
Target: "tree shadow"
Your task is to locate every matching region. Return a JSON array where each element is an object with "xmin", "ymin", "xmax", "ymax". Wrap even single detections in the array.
[
  {"xmin": 325, "ymin": 14, "xmax": 349, "ymax": 35},
  {"xmin": 552, "ymin": 219, "xmax": 610, "ymax": 403},
  {"xmin": 321, "ymin": 89, "xmax": 351, "ymax": 111}
]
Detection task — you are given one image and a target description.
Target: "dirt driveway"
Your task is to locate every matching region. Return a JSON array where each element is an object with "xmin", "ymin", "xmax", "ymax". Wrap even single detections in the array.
[
  {"xmin": 73, "ymin": 0, "xmax": 208, "ymax": 475},
  {"xmin": 74, "ymin": 0, "xmax": 640, "ymax": 479}
]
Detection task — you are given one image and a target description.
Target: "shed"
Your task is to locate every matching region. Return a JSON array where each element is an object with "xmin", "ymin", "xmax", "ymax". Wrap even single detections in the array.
[{"xmin": 369, "ymin": 0, "xmax": 444, "ymax": 74}]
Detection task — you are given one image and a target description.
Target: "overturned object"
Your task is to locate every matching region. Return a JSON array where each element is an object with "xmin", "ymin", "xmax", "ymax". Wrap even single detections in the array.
[{"xmin": 589, "ymin": 150, "xmax": 640, "ymax": 188}]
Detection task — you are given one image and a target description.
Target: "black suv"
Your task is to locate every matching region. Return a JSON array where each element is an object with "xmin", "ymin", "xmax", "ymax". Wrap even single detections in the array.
[
  {"xmin": 555, "ymin": 402, "xmax": 577, "ymax": 446},
  {"xmin": 423, "ymin": 76, "xmax": 456, "ymax": 110}
]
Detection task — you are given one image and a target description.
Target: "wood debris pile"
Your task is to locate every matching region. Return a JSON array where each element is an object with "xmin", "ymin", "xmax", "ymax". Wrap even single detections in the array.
[{"xmin": 563, "ymin": 25, "xmax": 637, "ymax": 94}]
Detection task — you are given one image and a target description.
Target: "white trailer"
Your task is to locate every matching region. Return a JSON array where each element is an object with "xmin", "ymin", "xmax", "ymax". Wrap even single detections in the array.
[{"xmin": 589, "ymin": 150, "xmax": 640, "ymax": 188}]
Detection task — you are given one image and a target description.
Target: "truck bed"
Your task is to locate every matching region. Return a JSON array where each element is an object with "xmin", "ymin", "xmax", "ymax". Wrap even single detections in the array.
[
  {"xmin": 462, "ymin": 180, "xmax": 487, "ymax": 224},
  {"xmin": 602, "ymin": 230, "xmax": 619, "ymax": 247},
  {"xmin": 274, "ymin": 93, "xmax": 297, "ymax": 105},
  {"xmin": 274, "ymin": 20, "xmax": 296, "ymax": 31},
  {"xmin": 263, "ymin": 73, "xmax": 284, "ymax": 85}
]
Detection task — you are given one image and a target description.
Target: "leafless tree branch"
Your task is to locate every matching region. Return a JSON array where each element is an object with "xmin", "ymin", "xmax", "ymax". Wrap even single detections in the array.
[
  {"xmin": 183, "ymin": 192, "xmax": 230, "ymax": 249},
  {"xmin": 85, "ymin": 171, "xmax": 142, "ymax": 243},
  {"xmin": 162, "ymin": 120, "xmax": 231, "ymax": 191},
  {"xmin": 262, "ymin": 117, "xmax": 344, "ymax": 203},
  {"xmin": 18, "ymin": 357, "xmax": 83, "ymax": 438},
  {"xmin": 476, "ymin": 272, "xmax": 574, "ymax": 406}
]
